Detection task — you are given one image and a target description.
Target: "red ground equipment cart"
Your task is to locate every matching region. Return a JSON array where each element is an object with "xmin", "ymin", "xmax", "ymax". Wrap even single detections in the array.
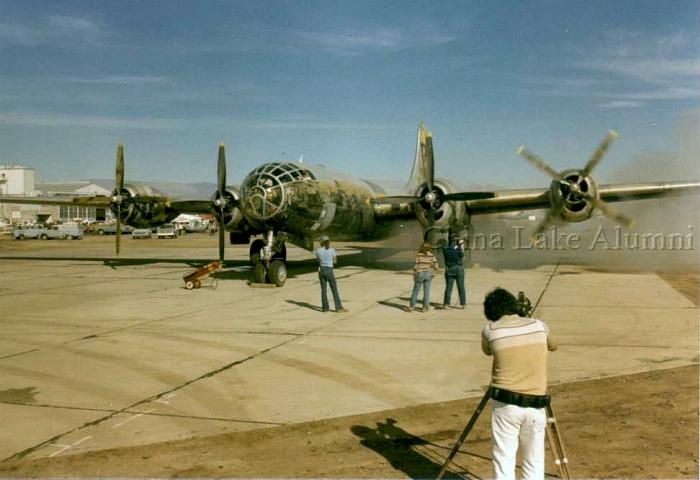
[{"xmin": 183, "ymin": 261, "xmax": 220, "ymax": 290}]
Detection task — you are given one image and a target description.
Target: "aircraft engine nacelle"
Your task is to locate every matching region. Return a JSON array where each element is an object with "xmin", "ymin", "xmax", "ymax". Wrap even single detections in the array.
[
  {"xmin": 211, "ymin": 188, "xmax": 244, "ymax": 228},
  {"xmin": 111, "ymin": 183, "xmax": 178, "ymax": 228},
  {"xmin": 550, "ymin": 169, "xmax": 598, "ymax": 223},
  {"xmin": 414, "ymin": 178, "xmax": 468, "ymax": 230}
]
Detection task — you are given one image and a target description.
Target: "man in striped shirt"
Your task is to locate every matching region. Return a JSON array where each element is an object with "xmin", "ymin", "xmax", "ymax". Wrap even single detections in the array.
[{"xmin": 481, "ymin": 287, "xmax": 558, "ymax": 480}]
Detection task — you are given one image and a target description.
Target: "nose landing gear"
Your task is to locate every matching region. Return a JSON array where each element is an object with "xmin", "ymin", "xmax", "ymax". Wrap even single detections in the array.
[{"xmin": 249, "ymin": 230, "xmax": 288, "ymax": 287}]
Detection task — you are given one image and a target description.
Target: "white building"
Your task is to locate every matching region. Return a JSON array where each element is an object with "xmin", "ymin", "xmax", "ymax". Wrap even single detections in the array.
[
  {"xmin": 0, "ymin": 165, "xmax": 44, "ymax": 224},
  {"xmin": 36, "ymin": 181, "xmax": 111, "ymax": 221}
]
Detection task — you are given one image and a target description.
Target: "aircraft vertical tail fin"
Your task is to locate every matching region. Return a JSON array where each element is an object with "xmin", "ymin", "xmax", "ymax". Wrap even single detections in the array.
[{"xmin": 406, "ymin": 123, "xmax": 434, "ymax": 194}]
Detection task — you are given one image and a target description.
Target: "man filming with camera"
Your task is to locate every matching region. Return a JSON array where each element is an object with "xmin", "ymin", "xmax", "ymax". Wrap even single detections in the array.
[{"xmin": 481, "ymin": 288, "xmax": 558, "ymax": 480}]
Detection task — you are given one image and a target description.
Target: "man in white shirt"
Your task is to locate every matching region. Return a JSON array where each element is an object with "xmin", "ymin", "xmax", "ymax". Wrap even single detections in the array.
[{"xmin": 315, "ymin": 235, "xmax": 348, "ymax": 313}]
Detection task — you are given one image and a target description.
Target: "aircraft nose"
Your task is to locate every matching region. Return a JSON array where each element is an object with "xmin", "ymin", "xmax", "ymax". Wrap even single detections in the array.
[{"xmin": 240, "ymin": 173, "xmax": 287, "ymax": 220}]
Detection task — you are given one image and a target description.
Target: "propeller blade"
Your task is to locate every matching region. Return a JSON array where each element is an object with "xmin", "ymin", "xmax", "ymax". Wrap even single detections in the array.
[
  {"xmin": 115, "ymin": 206, "xmax": 121, "ymax": 255},
  {"xmin": 424, "ymin": 132, "xmax": 435, "ymax": 192},
  {"xmin": 217, "ymin": 143, "xmax": 226, "ymax": 194},
  {"xmin": 218, "ymin": 210, "xmax": 225, "ymax": 265},
  {"xmin": 115, "ymin": 144, "xmax": 124, "ymax": 256},
  {"xmin": 582, "ymin": 130, "xmax": 618, "ymax": 177},
  {"xmin": 216, "ymin": 143, "xmax": 227, "ymax": 265},
  {"xmin": 426, "ymin": 204, "xmax": 435, "ymax": 227},
  {"xmin": 531, "ymin": 210, "xmax": 554, "ymax": 240},
  {"xmin": 516, "ymin": 146, "xmax": 565, "ymax": 182},
  {"xmin": 588, "ymin": 195, "xmax": 634, "ymax": 228},
  {"xmin": 116, "ymin": 144, "xmax": 124, "ymax": 191},
  {"xmin": 442, "ymin": 191, "xmax": 496, "ymax": 201}
]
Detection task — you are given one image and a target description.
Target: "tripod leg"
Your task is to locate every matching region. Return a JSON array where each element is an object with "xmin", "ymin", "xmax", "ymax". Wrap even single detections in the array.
[
  {"xmin": 545, "ymin": 423, "xmax": 565, "ymax": 479},
  {"xmin": 436, "ymin": 389, "xmax": 491, "ymax": 480},
  {"xmin": 546, "ymin": 405, "xmax": 572, "ymax": 479}
]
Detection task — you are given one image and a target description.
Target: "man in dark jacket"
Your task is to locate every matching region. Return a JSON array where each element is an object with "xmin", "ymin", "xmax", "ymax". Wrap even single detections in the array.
[{"xmin": 439, "ymin": 234, "xmax": 466, "ymax": 309}]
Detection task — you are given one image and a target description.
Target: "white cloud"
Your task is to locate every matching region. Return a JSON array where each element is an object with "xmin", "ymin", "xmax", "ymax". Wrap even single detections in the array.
[
  {"xmin": 598, "ymin": 100, "xmax": 644, "ymax": 109},
  {"xmin": 0, "ymin": 111, "xmax": 391, "ymax": 132},
  {"xmin": 0, "ymin": 14, "xmax": 104, "ymax": 49},
  {"xmin": 60, "ymin": 75, "xmax": 169, "ymax": 85},
  {"xmin": 241, "ymin": 121, "xmax": 393, "ymax": 130},
  {"xmin": 47, "ymin": 15, "xmax": 100, "ymax": 38},
  {"xmin": 0, "ymin": 22, "xmax": 45, "ymax": 46},
  {"xmin": 294, "ymin": 26, "xmax": 457, "ymax": 55},
  {"xmin": 575, "ymin": 29, "xmax": 700, "ymax": 104},
  {"xmin": 582, "ymin": 58, "xmax": 700, "ymax": 85},
  {"xmin": 597, "ymin": 87, "xmax": 700, "ymax": 101},
  {"xmin": 0, "ymin": 112, "xmax": 183, "ymax": 130}
]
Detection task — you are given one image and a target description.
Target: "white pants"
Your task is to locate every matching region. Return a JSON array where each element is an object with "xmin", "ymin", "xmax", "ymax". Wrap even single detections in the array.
[{"xmin": 491, "ymin": 399, "xmax": 547, "ymax": 480}]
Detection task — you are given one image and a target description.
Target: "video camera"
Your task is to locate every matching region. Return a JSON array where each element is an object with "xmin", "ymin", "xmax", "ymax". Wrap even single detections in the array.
[{"xmin": 515, "ymin": 291, "xmax": 533, "ymax": 318}]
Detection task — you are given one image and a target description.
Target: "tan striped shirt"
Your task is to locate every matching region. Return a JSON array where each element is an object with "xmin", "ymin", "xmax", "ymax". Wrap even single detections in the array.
[
  {"xmin": 413, "ymin": 252, "xmax": 439, "ymax": 273},
  {"xmin": 481, "ymin": 315, "xmax": 558, "ymax": 395}
]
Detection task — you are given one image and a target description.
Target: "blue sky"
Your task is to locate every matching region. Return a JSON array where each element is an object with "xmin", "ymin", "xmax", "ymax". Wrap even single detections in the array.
[{"xmin": 0, "ymin": 0, "xmax": 698, "ymax": 188}]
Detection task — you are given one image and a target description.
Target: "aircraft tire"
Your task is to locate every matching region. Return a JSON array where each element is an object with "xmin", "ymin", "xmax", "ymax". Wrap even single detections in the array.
[
  {"xmin": 185, "ymin": 281, "xmax": 194, "ymax": 290},
  {"xmin": 253, "ymin": 263, "xmax": 268, "ymax": 284},
  {"xmin": 268, "ymin": 260, "xmax": 287, "ymax": 287},
  {"xmin": 249, "ymin": 239, "xmax": 265, "ymax": 265}
]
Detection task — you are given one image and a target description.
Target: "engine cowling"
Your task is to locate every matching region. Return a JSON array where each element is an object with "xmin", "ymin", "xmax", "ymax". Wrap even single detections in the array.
[
  {"xmin": 111, "ymin": 183, "xmax": 178, "ymax": 228},
  {"xmin": 550, "ymin": 169, "xmax": 598, "ymax": 223},
  {"xmin": 413, "ymin": 178, "xmax": 468, "ymax": 230},
  {"xmin": 211, "ymin": 188, "xmax": 244, "ymax": 228}
]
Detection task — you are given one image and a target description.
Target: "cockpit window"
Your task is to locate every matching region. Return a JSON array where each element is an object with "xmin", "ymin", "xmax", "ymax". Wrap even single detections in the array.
[
  {"xmin": 245, "ymin": 163, "xmax": 315, "ymax": 183},
  {"xmin": 240, "ymin": 163, "xmax": 315, "ymax": 220}
]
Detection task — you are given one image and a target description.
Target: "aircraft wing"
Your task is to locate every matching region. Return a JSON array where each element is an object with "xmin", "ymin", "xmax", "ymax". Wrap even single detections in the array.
[
  {"xmin": 167, "ymin": 200, "xmax": 213, "ymax": 214},
  {"xmin": 0, "ymin": 195, "xmax": 112, "ymax": 208},
  {"xmin": 465, "ymin": 181, "xmax": 700, "ymax": 215},
  {"xmin": 0, "ymin": 195, "xmax": 214, "ymax": 214}
]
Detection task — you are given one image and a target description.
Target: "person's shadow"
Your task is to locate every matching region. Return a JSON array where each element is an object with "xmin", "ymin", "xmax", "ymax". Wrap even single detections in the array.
[
  {"xmin": 351, "ymin": 417, "xmax": 475, "ymax": 479},
  {"xmin": 285, "ymin": 300, "xmax": 324, "ymax": 312}
]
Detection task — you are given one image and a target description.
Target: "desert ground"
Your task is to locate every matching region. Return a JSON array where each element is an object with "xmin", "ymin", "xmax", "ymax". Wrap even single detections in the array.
[{"xmin": 0, "ymin": 230, "xmax": 697, "ymax": 478}]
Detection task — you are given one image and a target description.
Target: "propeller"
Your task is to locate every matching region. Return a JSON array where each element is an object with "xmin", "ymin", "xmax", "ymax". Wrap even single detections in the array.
[
  {"xmin": 214, "ymin": 144, "xmax": 227, "ymax": 265},
  {"xmin": 517, "ymin": 130, "xmax": 633, "ymax": 238},
  {"xmin": 114, "ymin": 144, "xmax": 124, "ymax": 256}
]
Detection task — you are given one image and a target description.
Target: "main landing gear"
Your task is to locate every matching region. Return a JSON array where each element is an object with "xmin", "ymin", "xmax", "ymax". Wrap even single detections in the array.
[{"xmin": 249, "ymin": 230, "xmax": 288, "ymax": 287}]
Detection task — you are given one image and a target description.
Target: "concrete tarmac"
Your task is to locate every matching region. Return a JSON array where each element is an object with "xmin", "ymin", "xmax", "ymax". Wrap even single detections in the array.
[{"xmin": 0, "ymin": 234, "xmax": 697, "ymax": 462}]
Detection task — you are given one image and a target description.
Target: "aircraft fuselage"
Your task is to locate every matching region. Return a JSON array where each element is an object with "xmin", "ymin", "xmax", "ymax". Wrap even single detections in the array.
[{"xmin": 238, "ymin": 162, "xmax": 389, "ymax": 242}]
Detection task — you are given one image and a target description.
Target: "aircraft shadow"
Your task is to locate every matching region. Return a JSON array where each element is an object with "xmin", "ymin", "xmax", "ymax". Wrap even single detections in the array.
[
  {"xmin": 0, "ymin": 255, "xmax": 223, "ymax": 269},
  {"xmin": 350, "ymin": 417, "xmax": 478, "ymax": 479}
]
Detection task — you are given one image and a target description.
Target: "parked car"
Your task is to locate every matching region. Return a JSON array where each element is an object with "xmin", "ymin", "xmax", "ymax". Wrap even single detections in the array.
[
  {"xmin": 131, "ymin": 228, "xmax": 152, "ymax": 239},
  {"xmin": 13, "ymin": 224, "xmax": 84, "ymax": 240},
  {"xmin": 156, "ymin": 225, "xmax": 177, "ymax": 239},
  {"xmin": 12, "ymin": 224, "xmax": 48, "ymax": 240},
  {"xmin": 54, "ymin": 223, "xmax": 83, "ymax": 240},
  {"xmin": 96, "ymin": 223, "xmax": 133, "ymax": 235}
]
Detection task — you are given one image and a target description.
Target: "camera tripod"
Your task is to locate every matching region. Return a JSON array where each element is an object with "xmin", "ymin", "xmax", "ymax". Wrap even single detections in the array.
[{"xmin": 436, "ymin": 388, "xmax": 572, "ymax": 479}]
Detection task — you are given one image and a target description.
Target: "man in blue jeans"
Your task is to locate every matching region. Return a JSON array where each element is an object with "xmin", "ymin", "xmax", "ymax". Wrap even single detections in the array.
[
  {"xmin": 315, "ymin": 235, "xmax": 349, "ymax": 313},
  {"xmin": 439, "ymin": 234, "xmax": 466, "ymax": 309}
]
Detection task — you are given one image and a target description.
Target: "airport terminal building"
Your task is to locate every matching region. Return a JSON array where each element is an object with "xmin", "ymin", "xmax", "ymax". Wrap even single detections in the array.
[{"xmin": 0, "ymin": 164, "xmax": 110, "ymax": 224}]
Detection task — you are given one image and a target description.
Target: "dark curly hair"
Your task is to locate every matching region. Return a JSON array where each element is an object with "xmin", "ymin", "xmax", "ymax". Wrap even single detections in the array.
[{"xmin": 483, "ymin": 287, "xmax": 518, "ymax": 321}]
